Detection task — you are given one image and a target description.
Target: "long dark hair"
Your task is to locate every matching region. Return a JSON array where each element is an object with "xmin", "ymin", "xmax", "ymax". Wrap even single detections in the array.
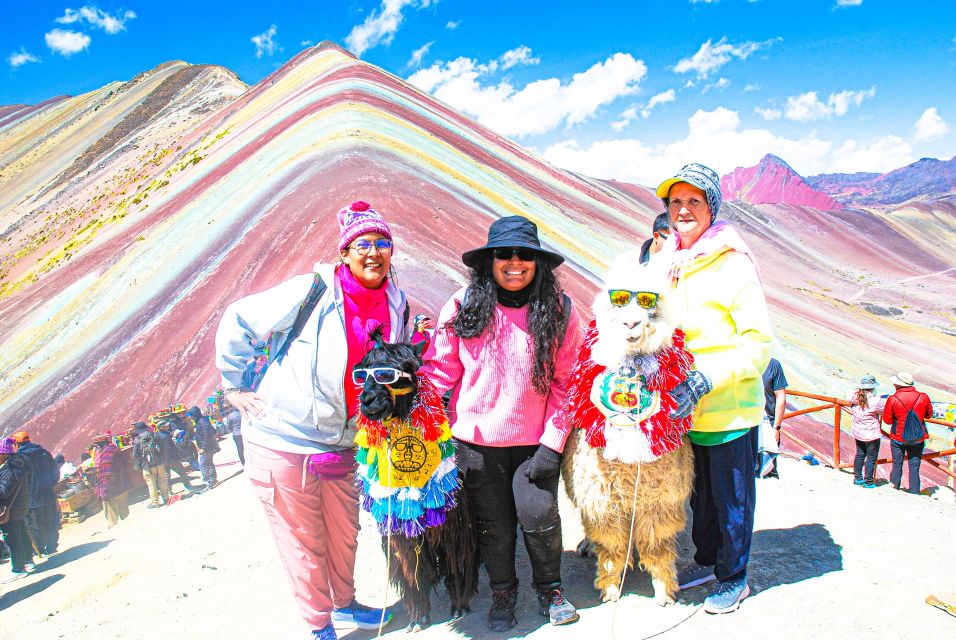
[{"xmin": 451, "ymin": 253, "xmax": 568, "ymax": 394}]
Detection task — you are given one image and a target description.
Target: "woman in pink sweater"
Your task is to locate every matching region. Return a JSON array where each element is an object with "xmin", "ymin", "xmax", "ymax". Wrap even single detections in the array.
[
  {"xmin": 848, "ymin": 374, "xmax": 886, "ymax": 488},
  {"xmin": 420, "ymin": 216, "xmax": 582, "ymax": 632}
]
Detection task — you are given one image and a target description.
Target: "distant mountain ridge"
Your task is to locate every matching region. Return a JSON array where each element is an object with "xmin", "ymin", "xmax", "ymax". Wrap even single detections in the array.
[
  {"xmin": 806, "ymin": 156, "xmax": 956, "ymax": 206},
  {"xmin": 721, "ymin": 154, "xmax": 844, "ymax": 210}
]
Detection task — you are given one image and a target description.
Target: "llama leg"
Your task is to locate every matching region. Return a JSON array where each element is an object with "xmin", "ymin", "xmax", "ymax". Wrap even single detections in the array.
[
  {"xmin": 385, "ymin": 536, "xmax": 436, "ymax": 631},
  {"xmin": 632, "ymin": 511, "xmax": 684, "ymax": 606},
  {"xmin": 589, "ymin": 533, "xmax": 631, "ymax": 603}
]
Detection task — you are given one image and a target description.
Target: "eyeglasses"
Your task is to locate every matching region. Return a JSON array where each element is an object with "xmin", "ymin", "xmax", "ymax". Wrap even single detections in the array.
[
  {"xmin": 493, "ymin": 247, "xmax": 537, "ymax": 261},
  {"xmin": 349, "ymin": 239, "xmax": 393, "ymax": 255},
  {"xmin": 667, "ymin": 197, "xmax": 707, "ymax": 212},
  {"xmin": 352, "ymin": 367, "xmax": 413, "ymax": 385},
  {"xmin": 608, "ymin": 289, "xmax": 659, "ymax": 309}
]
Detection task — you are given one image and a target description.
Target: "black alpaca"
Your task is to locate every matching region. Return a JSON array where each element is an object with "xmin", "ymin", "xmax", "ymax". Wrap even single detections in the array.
[{"xmin": 356, "ymin": 339, "xmax": 479, "ymax": 632}]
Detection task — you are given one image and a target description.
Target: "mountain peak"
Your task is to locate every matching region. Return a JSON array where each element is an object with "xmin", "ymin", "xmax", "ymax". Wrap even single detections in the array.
[{"xmin": 721, "ymin": 156, "xmax": 844, "ymax": 209}]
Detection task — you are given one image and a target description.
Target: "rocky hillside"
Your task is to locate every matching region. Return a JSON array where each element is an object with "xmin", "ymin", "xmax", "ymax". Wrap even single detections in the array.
[
  {"xmin": 721, "ymin": 154, "xmax": 844, "ymax": 210},
  {"xmin": 806, "ymin": 156, "xmax": 956, "ymax": 206}
]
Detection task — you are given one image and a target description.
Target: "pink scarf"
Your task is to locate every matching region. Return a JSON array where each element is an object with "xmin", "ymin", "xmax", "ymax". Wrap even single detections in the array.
[
  {"xmin": 338, "ymin": 265, "xmax": 391, "ymax": 417},
  {"xmin": 659, "ymin": 221, "xmax": 761, "ymax": 282}
]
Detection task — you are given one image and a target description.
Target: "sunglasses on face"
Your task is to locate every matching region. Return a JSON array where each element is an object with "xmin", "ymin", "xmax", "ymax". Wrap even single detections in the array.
[
  {"xmin": 350, "ymin": 238, "xmax": 393, "ymax": 255},
  {"xmin": 352, "ymin": 367, "xmax": 413, "ymax": 385},
  {"xmin": 608, "ymin": 289, "xmax": 659, "ymax": 309},
  {"xmin": 493, "ymin": 247, "xmax": 537, "ymax": 261}
]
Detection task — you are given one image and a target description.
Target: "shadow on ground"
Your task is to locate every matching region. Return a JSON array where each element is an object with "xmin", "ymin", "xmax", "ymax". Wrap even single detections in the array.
[
  {"xmin": 35, "ymin": 540, "xmax": 113, "ymax": 574},
  {"xmin": 0, "ymin": 574, "xmax": 65, "ymax": 612}
]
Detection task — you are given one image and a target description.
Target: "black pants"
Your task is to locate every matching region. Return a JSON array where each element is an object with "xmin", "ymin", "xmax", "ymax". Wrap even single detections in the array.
[
  {"xmin": 167, "ymin": 460, "xmax": 195, "ymax": 490},
  {"xmin": 455, "ymin": 439, "xmax": 563, "ymax": 592},
  {"xmin": 199, "ymin": 450, "xmax": 218, "ymax": 485},
  {"xmin": 691, "ymin": 427, "xmax": 758, "ymax": 583},
  {"xmin": 0, "ymin": 519, "xmax": 33, "ymax": 572},
  {"xmin": 25, "ymin": 502, "xmax": 60, "ymax": 554},
  {"xmin": 233, "ymin": 434, "xmax": 245, "ymax": 466},
  {"xmin": 890, "ymin": 441, "xmax": 924, "ymax": 494},
  {"xmin": 854, "ymin": 439, "xmax": 880, "ymax": 484}
]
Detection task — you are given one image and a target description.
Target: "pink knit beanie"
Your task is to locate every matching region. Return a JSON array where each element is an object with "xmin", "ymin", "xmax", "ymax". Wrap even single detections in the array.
[{"xmin": 337, "ymin": 201, "xmax": 393, "ymax": 252}]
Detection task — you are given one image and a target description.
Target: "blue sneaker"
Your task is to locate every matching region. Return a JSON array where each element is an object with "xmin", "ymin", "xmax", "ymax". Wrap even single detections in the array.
[
  {"xmin": 863, "ymin": 482, "xmax": 876, "ymax": 489},
  {"xmin": 703, "ymin": 578, "xmax": 750, "ymax": 614},
  {"xmin": 331, "ymin": 600, "xmax": 393, "ymax": 630},
  {"xmin": 677, "ymin": 562, "xmax": 716, "ymax": 590},
  {"xmin": 853, "ymin": 478, "xmax": 865, "ymax": 486},
  {"xmin": 311, "ymin": 623, "xmax": 336, "ymax": 640}
]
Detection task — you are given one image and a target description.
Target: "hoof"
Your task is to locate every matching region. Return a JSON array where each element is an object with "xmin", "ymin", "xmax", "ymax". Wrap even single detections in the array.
[
  {"xmin": 450, "ymin": 605, "xmax": 470, "ymax": 620},
  {"xmin": 576, "ymin": 538, "xmax": 595, "ymax": 557},
  {"xmin": 406, "ymin": 614, "xmax": 430, "ymax": 632},
  {"xmin": 654, "ymin": 594, "xmax": 676, "ymax": 607},
  {"xmin": 601, "ymin": 584, "xmax": 622, "ymax": 603}
]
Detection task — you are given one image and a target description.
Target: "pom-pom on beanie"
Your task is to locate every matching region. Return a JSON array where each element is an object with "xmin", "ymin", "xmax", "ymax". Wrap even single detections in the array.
[{"xmin": 337, "ymin": 201, "xmax": 393, "ymax": 252}]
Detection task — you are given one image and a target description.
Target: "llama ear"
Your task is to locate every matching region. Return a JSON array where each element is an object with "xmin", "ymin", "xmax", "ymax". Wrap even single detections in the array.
[{"xmin": 411, "ymin": 339, "xmax": 426, "ymax": 361}]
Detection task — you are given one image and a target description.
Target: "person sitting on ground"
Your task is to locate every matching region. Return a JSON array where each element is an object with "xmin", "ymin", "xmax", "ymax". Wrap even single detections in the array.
[
  {"xmin": 758, "ymin": 358, "xmax": 788, "ymax": 479},
  {"xmin": 0, "ymin": 438, "xmax": 33, "ymax": 583},
  {"xmin": 639, "ymin": 212, "xmax": 672, "ymax": 265},
  {"xmin": 848, "ymin": 374, "xmax": 886, "ymax": 489},
  {"xmin": 881, "ymin": 372, "xmax": 932, "ymax": 494},
  {"xmin": 189, "ymin": 406, "xmax": 220, "ymax": 490},
  {"xmin": 92, "ymin": 434, "xmax": 130, "ymax": 527},
  {"xmin": 11, "ymin": 431, "xmax": 60, "ymax": 555},
  {"xmin": 132, "ymin": 421, "xmax": 170, "ymax": 508}
]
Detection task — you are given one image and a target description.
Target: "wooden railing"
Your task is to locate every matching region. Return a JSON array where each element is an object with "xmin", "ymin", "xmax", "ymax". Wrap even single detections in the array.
[{"xmin": 781, "ymin": 390, "xmax": 956, "ymax": 491}]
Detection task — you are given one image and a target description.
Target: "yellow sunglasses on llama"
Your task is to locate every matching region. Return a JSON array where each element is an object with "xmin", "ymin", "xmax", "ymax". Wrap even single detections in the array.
[{"xmin": 608, "ymin": 289, "xmax": 659, "ymax": 309}]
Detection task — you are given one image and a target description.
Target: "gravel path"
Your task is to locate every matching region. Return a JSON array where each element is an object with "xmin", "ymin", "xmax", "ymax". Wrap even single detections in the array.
[{"xmin": 2, "ymin": 446, "xmax": 953, "ymax": 640}]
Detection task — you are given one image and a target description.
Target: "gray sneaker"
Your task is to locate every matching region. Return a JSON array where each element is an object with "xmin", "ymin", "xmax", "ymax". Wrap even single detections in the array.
[
  {"xmin": 536, "ymin": 587, "xmax": 580, "ymax": 626},
  {"xmin": 703, "ymin": 578, "xmax": 750, "ymax": 614},
  {"xmin": 677, "ymin": 562, "xmax": 716, "ymax": 589}
]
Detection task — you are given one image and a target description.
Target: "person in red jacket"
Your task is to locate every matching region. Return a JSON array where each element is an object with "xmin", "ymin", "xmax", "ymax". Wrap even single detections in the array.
[{"xmin": 881, "ymin": 372, "xmax": 932, "ymax": 494}]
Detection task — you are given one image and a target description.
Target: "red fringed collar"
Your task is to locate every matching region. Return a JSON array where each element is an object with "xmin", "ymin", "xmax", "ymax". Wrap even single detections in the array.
[
  {"xmin": 356, "ymin": 375, "xmax": 447, "ymax": 447},
  {"xmin": 564, "ymin": 323, "xmax": 695, "ymax": 460}
]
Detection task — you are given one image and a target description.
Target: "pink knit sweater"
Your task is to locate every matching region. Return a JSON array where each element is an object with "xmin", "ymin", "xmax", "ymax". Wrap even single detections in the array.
[{"xmin": 419, "ymin": 288, "xmax": 583, "ymax": 452}]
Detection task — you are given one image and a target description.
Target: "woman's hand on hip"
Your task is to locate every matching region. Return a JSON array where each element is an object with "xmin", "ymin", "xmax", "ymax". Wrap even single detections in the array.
[{"xmin": 226, "ymin": 391, "xmax": 266, "ymax": 421}]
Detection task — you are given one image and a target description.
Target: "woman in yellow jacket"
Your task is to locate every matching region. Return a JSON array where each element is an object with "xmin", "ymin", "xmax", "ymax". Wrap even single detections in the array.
[{"xmin": 654, "ymin": 163, "xmax": 772, "ymax": 614}]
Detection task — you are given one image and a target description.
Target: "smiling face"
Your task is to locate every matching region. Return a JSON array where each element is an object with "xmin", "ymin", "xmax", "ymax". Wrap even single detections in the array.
[
  {"xmin": 341, "ymin": 232, "xmax": 391, "ymax": 288},
  {"xmin": 492, "ymin": 249, "xmax": 537, "ymax": 291},
  {"xmin": 667, "ymin": 182, "xmax": 712, "ymax": 249}
]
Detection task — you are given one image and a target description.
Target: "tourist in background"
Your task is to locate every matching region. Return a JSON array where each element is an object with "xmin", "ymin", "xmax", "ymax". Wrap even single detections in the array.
[
  {"xmin": 758, "ymin": 358, "xmax": 788, "ymax": 479},
  {"xmin": 11, "ymin": 431, "xmax": 60, "ymax": 555},
  {"xmin": 92, "ymin": 434, "xmax": 130, "ymax": 527},
  {"xmin": 848, "ymin": 374, "xmax": 885, "ymax": 489},
  {"xmin": 638, "ymin": 212, "xmax": 671, "ymax": 265},
  {"xmin": 420, "ymin": 215, "xmax": 583, "ymax": 631},
  {"xmin": 655, "ymin": 163, "xmax": 773, "ymax": 614},
  {"xmin": 881, "ymin": 372, "xmax": 932, "ymax": 494},
  {"xmin": 216, "ymin": 201, "xmax": 403, "ymax": 640},
  {"xmin": 189, "ymin": 406, "xmax": 220, "ymax": 490},
  {"xmin": 224, "ymin": 408, "xmax": 244, "ymax": 467},
  {"xmin": 156, "ymin": 421, "xmax": 197, "ymax": 493},
  {"xmin": 132, "ymin": 421, "xmax": 170, "ymax": 508},
  {"xmin": 0, "ymin": 438, "xmax": 33, "ymax": 583}
]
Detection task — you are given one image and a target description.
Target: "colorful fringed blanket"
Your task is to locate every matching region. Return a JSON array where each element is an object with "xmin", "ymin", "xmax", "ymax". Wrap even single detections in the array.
[
  {"xmin": 564, "ymin": 324, "xmax": 696, "ymax": 463},
  {"xmin": 355, "ymin": 376, "xmax": 459, "ymax": 537}
]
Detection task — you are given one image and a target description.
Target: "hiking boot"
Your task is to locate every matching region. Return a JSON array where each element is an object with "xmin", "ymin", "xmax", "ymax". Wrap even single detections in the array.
[
  {"xmin": 703, "ymin": 577, "xmax": 750, "ymax": 614},
  {"xmin": 2, "ymin": 570, "xmax": 28, "ymax": 584},
  {"xmin": 536, "ymin": 587, "xmax": 580, "ymax": 626},
  {"xmin": 863, "ymin": 482, "xmax": 877, "ymax": 489},
  {"xmin": 311, "ymin": 623, "xmax": 337, "ymax": 640},
  {"xmin": 147, "ymin": 503, "xmax": 162, "ymax": 509},
  {"xmin": 677, "ymin": 562, "xmax": 716, "ymax": 590},
  {"xmin": 330, "ymin": 599, "xmax": 392, "ymax": 630},
  {"xmin": 487, "ymin": 584, "xmax": 519, "ymax": 632},
  {"xmin": 853, "ymin": 478, "xmax": 865, "ymax": 486}
]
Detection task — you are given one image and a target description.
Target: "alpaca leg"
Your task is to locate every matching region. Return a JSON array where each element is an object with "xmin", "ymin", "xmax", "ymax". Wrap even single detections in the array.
[
  {"xmin": 385, "ymin": 536, "xmax": 436, "ymax": 631},
  {"xmin": 632, "ymin": 516, "xmax": 682, "ymax": 606},
  {"xmin": 430, "ymin": 500, "xmax": 479, "ymax": 620},
  {"xmin": 589, "ymin": 532, "xmax": 632, "ymax": 603}
]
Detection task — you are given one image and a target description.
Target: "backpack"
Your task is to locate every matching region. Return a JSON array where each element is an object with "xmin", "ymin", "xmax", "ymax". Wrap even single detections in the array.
[
  {"xmin": 252, "ymin": 273, "xmax": 410, "ymax": 389},
  {"xmin": 141, "ymin": 432, "xmax": 164, "ymax": 468},
  {"xmin": 900, "ymin": 408, "xmax": 927, "ymax": 445}
]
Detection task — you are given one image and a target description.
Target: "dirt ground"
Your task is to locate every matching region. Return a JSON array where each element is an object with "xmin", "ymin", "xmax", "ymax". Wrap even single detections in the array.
[{"xmin": 2, "ymin": 444, "xmax": 954, "ymax": 640}]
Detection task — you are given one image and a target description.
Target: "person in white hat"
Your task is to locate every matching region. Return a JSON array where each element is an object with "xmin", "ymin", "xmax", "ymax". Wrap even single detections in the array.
[
  {"xmin": 881, "ymin": 372, "xmax": 933, "ymax": 494},
  {"xmin": 847, "ymin": 374, "xmax": 886, "ymax": 488}
]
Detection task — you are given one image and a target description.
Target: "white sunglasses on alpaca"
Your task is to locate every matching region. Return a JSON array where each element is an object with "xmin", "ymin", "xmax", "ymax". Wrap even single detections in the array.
[{"xmin": 352, "ymin": 367, "xmax": 413, "ymax": 385}]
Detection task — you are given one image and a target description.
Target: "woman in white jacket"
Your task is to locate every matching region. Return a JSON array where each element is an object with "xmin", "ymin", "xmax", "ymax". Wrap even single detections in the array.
[{"xmin": 216, "ymin": 202, "xmax": 407, "ymax": 640}]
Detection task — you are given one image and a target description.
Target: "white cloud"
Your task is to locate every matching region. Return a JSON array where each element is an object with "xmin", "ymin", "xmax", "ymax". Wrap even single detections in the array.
[
  {"xmin": 55, "ymin": 7, "xmax": 136, "ymax": 34},
  {"xmin": 445, "ymin": 20, "xmax": 461, "ymax": 30},
  {"xmin": 345, "ymin": 0, "xmax": 433, "ymax": 57},
  {"xmin": 836, "ymin": 0, "xmax": 863, "ymax": 6},
  {"xmin": 301, "ymin": 40, "xmax": 314, "ymax": 47},
  {"xmin": 407, "ymin": 41, "xmax": 433, "ymax": 68},
  {"xmin": 641, "ymin": 89, "xmax": 676, "ymax": 118},
  {"xmin": 828, "ymin": 136, "xmax": 911, "ymax": 173},
  {"xmin": 674, "ymin": 37, "xmax": 779, "ymax": 79},
  {"xmin": 251, "ymin": 25, "xmax": 278, "ymax": 58},
  {"xmin": 408, "ymin": 51, "xmax": 647, "ymax": 138},
  {"xmin": 690, "ymin": 0, "xmax": 719, "ymax": 3},
  {"xmin": 611, "ymin": 106, "xmax": 638, "ymax": 132},
  {"xmin": 500, "ymin": 45, "xmax": 540, "ymax": 70},
  {"xmin": 784, "ymin": 87, "xmax": 875, "ymax": 121},
  {"xmin": 8, "ymin": 48, "xmax": 39, "ymax": 68},
  {"xmin": 45, "ymin": 29, "xmax": 91, "ymax": 56},
  {"xmin": 913, "ymin": 107, "xmax": 950, "ymax": 142},
  {"xmin": 702, "ymin": 76, "xmax": 730, "ymax": 93},
  {"xmin": 743, "ymin": 84, "xmax": 760, "ymax": 92},
  {"xmin": 754, "ymin": 106, "xmax": 781, "ymax": 120}
]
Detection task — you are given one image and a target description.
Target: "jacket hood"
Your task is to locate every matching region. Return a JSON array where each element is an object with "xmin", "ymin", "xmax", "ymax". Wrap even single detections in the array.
[{"xmin": 1, "ymin": 453, "xmax": 28, "ymax": 473}]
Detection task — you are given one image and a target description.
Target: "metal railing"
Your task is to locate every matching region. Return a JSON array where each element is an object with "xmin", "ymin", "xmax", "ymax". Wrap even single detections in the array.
[{"xmin": 780, "ymin": 390, "xmax": 956, "ymax": 492}]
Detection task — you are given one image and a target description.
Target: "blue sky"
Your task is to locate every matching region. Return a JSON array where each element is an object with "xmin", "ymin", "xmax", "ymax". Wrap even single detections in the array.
[{"xmin": 3, "ymin": 1, "xmax": 955, "ymax": 184}]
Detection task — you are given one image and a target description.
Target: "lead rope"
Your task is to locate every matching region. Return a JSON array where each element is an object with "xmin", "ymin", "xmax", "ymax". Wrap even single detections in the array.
[{"xmin": 377, "ymin": 441, "xmax": 393, "ymax": 638}]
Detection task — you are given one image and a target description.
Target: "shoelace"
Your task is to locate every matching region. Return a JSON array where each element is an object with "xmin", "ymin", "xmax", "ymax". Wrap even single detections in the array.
[
  {"xmin": 492, "ymin": 590, "xmax": 516, "ymax": 610},
  {"xmin": 543, "ymin": 588, "xmax": 566, "ymax": 607}
]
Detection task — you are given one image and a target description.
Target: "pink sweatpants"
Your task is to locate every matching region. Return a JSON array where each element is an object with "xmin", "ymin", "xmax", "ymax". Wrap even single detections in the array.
[{"xmin": 246, "ymin": 442, "xmax": 359, "ymax": 629}]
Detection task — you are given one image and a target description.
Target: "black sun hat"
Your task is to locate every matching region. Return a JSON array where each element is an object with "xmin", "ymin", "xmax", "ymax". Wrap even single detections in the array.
[{"xmin": 462, "ymin": 215, "xmax": 565, "ymax": 269}]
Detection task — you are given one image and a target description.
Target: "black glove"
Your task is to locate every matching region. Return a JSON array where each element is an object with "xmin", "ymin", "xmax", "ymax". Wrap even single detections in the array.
[
  {"xmin": 669, "ymin": 370, "xmax": 713, "ymax": 420},
  {"xmin": 526, "ymin": 445, "xmax": 562, "ymax": 482}
]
